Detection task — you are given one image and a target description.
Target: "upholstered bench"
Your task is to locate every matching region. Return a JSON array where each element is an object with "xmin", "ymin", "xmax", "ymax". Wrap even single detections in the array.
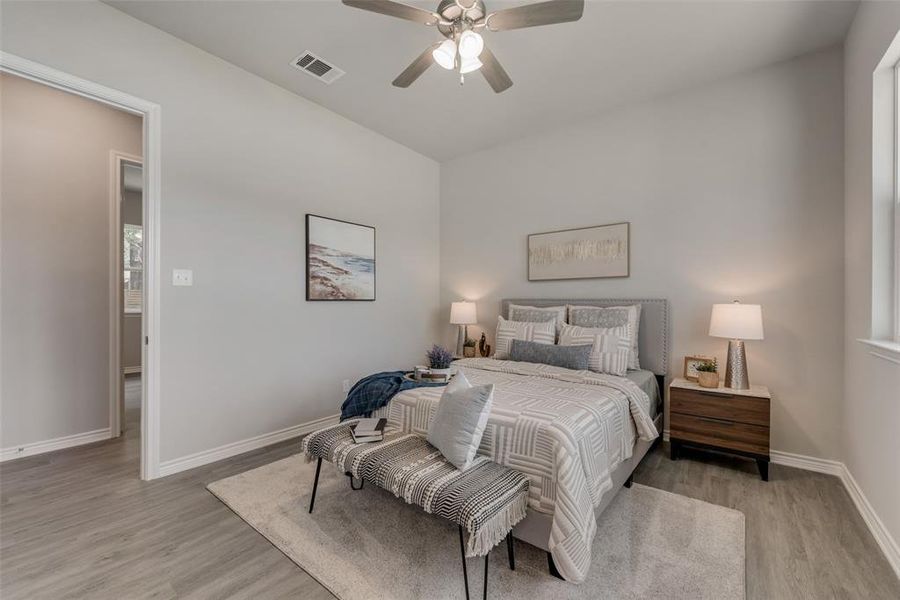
[{"xmin": 302, "ymin": 421, "xmax": 530, "ymax": 600}]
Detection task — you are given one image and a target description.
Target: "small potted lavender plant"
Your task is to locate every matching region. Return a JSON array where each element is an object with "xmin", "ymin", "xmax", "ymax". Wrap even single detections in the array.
[{"xmin": 426, "ymin": 345, "xmax": 455, "ymax": 378}]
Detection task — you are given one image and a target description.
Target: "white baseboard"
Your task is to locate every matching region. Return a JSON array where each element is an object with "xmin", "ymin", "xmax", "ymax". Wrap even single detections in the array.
[
  {"xmin": 770, "ymin": 450, "xmax": 844, "ymax": 477},
  {"xmin": 157, "ymin": 413, "xmax": 340, "ymax": 478},
  {"xmin": 839, "ymin": 463, "xmax": 900, "ymax": 579},
  {"xmin": 0, "ymin": 428, "xmax": 112, "ymax": 462}
]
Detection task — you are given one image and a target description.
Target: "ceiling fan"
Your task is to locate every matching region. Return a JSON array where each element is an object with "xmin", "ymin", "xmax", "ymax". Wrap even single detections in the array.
[{"xmin": 342, "ymin": 0, "xmax": 585, "ymax": 93}]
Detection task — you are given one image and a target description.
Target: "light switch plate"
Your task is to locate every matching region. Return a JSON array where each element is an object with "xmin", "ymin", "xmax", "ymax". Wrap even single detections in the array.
[{"xmin": 172, "ymin": 269, "xmax": 193, "ymax": 286}]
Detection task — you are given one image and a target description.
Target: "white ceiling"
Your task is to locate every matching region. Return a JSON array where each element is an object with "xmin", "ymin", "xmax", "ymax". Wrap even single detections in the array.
[{"xmin": 108, "ymin": 0, "xmax": 858, "ymax": 161}]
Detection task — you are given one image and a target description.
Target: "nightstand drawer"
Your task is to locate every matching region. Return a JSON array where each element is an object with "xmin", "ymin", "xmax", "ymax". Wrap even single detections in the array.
[
  {"xmin": 670, "ymin": 412, "xmax": 769, "ymax": 456},
  {"xmin": 670, "ymin": 387, "xmax": 769, "ymax": 427}
]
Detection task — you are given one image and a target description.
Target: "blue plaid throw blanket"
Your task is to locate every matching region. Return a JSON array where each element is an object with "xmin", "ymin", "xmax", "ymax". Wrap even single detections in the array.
[{"xmin": 339, "ymin": 371, "xmax": 447, "ymax": 421}]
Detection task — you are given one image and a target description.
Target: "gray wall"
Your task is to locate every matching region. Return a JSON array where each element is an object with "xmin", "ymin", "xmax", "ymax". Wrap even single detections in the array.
[
  {"xmin": 440, "ymin": 47, "xmax": 845, "ymax": 460},
  {"xmin": 122, "ymin": 189, "xmax": 142, "ymax": 372},
  {"xmin": 1, "ymin": 1, "xmax": 441, "ymax": 463},
  {"xmin": 842, "ymin": 1, "xmax": 900, "ymax": 553},
  {"xmin": 1, "ymin": 72, "xmax": 143, "ymax": 447}
]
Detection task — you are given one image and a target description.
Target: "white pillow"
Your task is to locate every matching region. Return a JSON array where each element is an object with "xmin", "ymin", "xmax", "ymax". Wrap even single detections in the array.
[
  {"xmin": 494, "ymin": 316, "xmax": 555, "ymax": 359},
  {"xmin": 426, "ymin": 373, "xmax": 494, "ymax": 471},
  {"xmin": 507, "ymin": 304, "xmax": 566, "ymax": 336},
  {"xmin": 567, "ymin": 304, "xmax": 641, "ymax": 370},
  {"xmin": 559, "ymin": 323, "xmax": 632, "ymax": 376}
]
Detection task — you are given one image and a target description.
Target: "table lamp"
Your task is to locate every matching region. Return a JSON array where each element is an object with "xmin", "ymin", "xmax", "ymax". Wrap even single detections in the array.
[
  {"xmin": 708, "ymin": 301, "xmax": 764, "ymax": 389},
  {"xmin": 450, "ymin": 301, "xmax": 477, "ymax": 357}
]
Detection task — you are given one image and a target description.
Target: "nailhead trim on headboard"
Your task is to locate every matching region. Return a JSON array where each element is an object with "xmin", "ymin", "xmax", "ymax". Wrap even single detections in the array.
[{"xmin": 501, "ymin": 298, "xmax": 670, "ymax": 377}]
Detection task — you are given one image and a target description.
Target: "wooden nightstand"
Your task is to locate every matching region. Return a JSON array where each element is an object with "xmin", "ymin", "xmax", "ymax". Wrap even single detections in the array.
[{"xmin": 669, "ymin": 377, "xmax": 771, "ymax": 481}]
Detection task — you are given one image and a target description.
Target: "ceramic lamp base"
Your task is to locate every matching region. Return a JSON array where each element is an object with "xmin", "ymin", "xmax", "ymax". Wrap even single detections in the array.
[{"xmin": 724, "ymin": 339, "xmax": 749, "ymax": 389}]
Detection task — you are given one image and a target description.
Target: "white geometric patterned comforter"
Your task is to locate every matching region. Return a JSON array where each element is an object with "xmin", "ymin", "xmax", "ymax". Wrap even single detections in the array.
[{"xmin": 372, "ymin": 357, "xmax": 658, "ymax": 583}]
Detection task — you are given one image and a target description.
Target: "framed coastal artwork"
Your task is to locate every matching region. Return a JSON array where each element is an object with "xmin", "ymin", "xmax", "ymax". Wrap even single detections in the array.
[
  {"xmin": 306, "ymin": 214, "xmax": 375, "ymax": 301},
  {"xmin": 527, "ymin": 222, "xmax": 630, "ymax": 281}
]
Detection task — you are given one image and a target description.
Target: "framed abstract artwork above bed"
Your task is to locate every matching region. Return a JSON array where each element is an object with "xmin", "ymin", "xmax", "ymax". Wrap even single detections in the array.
[
  {"xmin": 528, "ymin": 222, "xmax": 630, "ymax": 281},
  {"xmin": 306, "ymin": 214, "xmax": 375, "ymax": 301}
]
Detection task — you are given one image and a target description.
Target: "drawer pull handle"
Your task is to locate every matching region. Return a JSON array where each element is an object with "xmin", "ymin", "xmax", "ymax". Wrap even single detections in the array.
[
  {"xmin": 696, "ymin": 416, "xmax": 734, "ymax": 426},
  {"xmin": 697, "ymin": 391, "xmax": 734, "ymax": 399}
]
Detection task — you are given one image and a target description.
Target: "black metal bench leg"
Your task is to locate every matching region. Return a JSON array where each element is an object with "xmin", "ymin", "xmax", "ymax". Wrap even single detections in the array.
[
  {"xmin": 483, "ymin": 551, "xmax": 489, "ymax": 600},
  {"xmin": 308, "ymin": 457, "xmax": 322, "ymax": 514},
  {"xmin": 458, "ymin": 526, "xmax": 470, "ymax": 600},
  {"xmin": 506, "ymin": 534, "xmax": 515, "ymax": 571},
  {"xmin": 547, "ymin": 551, "xmax": 563, "ymax": 580},
  {"xmin": 624, "ymin": 473, "xmax": 634, "ymax": 488}
]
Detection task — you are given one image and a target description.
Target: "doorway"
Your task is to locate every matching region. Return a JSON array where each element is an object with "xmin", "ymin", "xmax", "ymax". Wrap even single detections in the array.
[{"xmin": 1, "ymin": 52, "xmax": 162, "ymax": 479}]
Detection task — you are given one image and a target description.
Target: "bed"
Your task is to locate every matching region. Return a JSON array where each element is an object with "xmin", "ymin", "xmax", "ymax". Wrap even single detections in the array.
[{"xmin": 373, "ymin": 298, "xmax": 669, "ymax": 583}]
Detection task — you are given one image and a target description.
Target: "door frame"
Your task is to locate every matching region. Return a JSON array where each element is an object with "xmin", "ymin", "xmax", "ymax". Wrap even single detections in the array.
[
  {"xmin": 110, "ymin": 152, "xmax": 143, "ymax": 439},
  {"xmin": 1, "ymin": 51, "xmax": 163, "ymax": 480}
]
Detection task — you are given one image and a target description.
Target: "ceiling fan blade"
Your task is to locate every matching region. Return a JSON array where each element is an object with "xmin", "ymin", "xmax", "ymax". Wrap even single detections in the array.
[
  {"xmin": 342, "ymin": 0, "xmax": 439, "ymax": 25},
  {"xmin": 486, "ymin": 0, "xmax": 584, "ymax": 31},
  {"xmin": 392, "ymin": 44, "xmax": 440, "ymax": 88},
  {"xmin": 480, "ymin": 46, "xmax": 513, "ymax": 93}
]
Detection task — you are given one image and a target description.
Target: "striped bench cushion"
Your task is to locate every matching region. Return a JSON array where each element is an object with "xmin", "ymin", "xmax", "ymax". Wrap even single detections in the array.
[{"xmin": 301, "ymin": 422, "xmax": 529, "ymax": 557}]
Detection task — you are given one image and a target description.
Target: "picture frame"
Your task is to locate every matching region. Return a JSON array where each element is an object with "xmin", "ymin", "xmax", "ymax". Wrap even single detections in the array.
[
  {"xmin": 306, "ymin": 214, "xmax": 376, "ymax": 301},
  {"xmin": 683, "ymin": 355, "xmax": 715, "ymax": 382},
  {"xmin": 527, "ymin": 222, "xmax": 630, "ymax": 281}
]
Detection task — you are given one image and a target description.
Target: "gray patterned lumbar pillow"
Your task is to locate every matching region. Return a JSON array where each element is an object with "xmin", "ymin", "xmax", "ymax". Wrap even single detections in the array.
[
  {"xmin": 509, "ymin": 339, "xmax": 592, "ymax": 370},
  {"xmin": 427, "ymin": 373, "xmax": 494, "ymax": 471}
]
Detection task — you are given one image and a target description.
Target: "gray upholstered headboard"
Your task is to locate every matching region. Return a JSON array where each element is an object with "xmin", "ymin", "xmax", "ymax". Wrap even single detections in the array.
[{"xmin": 500, "ymin": 298, "xmax": 670, "ymax": 377}]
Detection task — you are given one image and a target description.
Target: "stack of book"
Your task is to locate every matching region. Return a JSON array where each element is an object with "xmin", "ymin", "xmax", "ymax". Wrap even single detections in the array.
[
  {"xmin": 411, "ymin": 366, "xmax": 452, "ymax": 383},
  {"xmin": 351, "ymin": 418, "xmax": 386, "ymax": 443}
]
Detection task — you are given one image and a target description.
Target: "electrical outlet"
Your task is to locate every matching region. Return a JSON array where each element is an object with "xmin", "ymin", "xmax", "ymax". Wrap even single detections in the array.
[{"xmin": 342, "ymin": 379, "xmax": 351, "ymax": 393}]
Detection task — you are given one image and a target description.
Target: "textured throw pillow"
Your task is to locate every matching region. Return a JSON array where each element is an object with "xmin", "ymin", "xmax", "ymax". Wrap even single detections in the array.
[
  {"xmin": 559, "ymin": 323, "xmax": 632, "ymax": 376},
  {"xmin": 509, "ymin": 339, "xmax": 592, "ymax": 370},
  {"xmin": 507, "ymin": 304, "xmax": 566, "ymax": 336},
  {"xmin": 567, "ymin": 304, "xmax": 642, "ymax": 369},
  {"xmin": 426, "ymin": 372, "xmax": 494, "ymax": 471},
  {"xmin": 494, "ymin": 316, "xmax": 555, "ymax": 359}
]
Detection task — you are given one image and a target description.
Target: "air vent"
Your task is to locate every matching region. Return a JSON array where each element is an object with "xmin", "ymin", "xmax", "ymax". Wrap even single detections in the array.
[{"xmin": 291, "ymin": 51, "xmax": 345, "ymax": 85}]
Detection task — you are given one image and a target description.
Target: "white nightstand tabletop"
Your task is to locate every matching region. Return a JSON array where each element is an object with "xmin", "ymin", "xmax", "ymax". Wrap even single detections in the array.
[{"xmin": 670, "ymin": 377, "xmax": 771, "ymax": 399}]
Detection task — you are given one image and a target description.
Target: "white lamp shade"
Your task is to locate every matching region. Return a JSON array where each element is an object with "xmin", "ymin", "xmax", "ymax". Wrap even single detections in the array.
[
  {"xmin": 450, "ymin": 301, "xmax": 477, "ymax": 325},
  {"xmin": 709, "ymin": 302, "xmax": 764, "ymax": 340}
]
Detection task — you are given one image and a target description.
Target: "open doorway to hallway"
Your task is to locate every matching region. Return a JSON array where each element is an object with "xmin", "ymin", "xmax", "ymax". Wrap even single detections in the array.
[{"xmin": 0, "ymin": 70, "xmax": 146, "ymax": 472}]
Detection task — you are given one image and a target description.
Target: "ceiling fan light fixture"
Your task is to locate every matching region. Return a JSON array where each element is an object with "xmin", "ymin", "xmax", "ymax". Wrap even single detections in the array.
[
  {"xmin": 432, "ymin": 39, "xmax": 457, "ymax": 70},
  {"xmin": 459, "ymin": 55, "xmax": 483, "ymax": 74},
  {"xmin": 458, "ymin": 30, "xmax": 484, "ymax": 59}
]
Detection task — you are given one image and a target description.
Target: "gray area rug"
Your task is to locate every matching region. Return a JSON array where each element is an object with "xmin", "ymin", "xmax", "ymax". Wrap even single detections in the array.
[{"xmin": 208, "ymin": 454, "xmax": 745, "ymax": 600}]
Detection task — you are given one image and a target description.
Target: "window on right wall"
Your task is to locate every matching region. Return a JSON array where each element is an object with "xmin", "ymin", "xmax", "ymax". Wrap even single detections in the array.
[{"xmin": 860, "ymin": 33, "xmax": 900, "ymax": 357}]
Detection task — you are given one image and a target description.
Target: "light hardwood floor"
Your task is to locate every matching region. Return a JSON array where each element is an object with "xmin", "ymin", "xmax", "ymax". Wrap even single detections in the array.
[{"xmin": 2, "ymin": 385, "xmax": 898, "ymax": 599}]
